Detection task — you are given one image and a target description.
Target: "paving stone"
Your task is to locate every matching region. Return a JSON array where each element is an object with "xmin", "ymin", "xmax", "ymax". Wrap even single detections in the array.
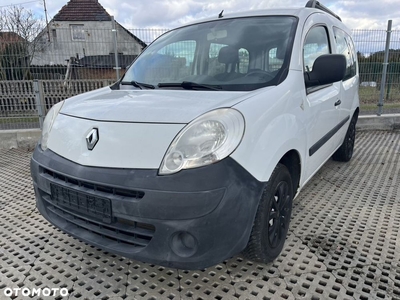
[
  {"xmin": 285, "ymin": 271, "xmax": 353, "ymax": 300},
  {"xmin": 333, "ymin": 264, "xmax": 399, "ymax": 299},
  {"xmin": 302, "ymin": 233, "xmax": 372, "ymax": 271},
  {"xmin": 225, "ymin": 255, "xmax": 280, "ymax": 283},
  {"xmin": 1, "ymin": 132, "xmax": 400, "ymax": 299}
]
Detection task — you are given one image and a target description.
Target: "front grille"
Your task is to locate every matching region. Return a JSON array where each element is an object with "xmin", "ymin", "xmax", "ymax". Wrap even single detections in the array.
[
  {"xmin": 42, "ymin": 168, "xmax": 145, "ymax": 199},
  {"xmin": 40, "ymin": 168, "xmax": 154, "ymax": 249},
  {"xmin": 42, "ymin": 194, "xmax": 155, "ymax": 249}
]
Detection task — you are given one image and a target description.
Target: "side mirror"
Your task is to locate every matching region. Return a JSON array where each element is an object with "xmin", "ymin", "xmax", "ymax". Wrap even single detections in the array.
[{"xmin": 304, "ymin": 54, "xmax": 346, "ymax": 88}]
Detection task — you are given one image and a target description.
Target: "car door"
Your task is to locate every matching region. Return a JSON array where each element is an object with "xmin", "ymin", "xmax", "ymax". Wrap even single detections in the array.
[
  {"xmin": 333, "ymin": 26, "xmax": 359, "ymax": 140},
  {"xmin": 302, "ymin": 17, "xmax": 342, "ymax": 179}
]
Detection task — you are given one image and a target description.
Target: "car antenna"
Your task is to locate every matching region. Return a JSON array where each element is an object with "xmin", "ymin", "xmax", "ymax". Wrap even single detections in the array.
[{"xmin": 218, "ymin": 10, "xmax": 224, "ymax": 18}]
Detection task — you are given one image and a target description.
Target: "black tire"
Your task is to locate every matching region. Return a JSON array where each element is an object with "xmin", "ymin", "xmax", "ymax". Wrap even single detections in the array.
[
  {"xmin": 332, "ymin": 113, "xmax": 358, "ymax": 162},
  {"xmin": 243, "ymin": 163, "xmax": 293, "ymax": 263}
]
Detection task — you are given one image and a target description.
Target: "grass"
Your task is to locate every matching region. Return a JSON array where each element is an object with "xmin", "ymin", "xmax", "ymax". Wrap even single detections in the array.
[
  {"xmin": 0, "ymin": 117, "xmax": 39, "ymax": 124},
  {"xmin": 359, "ymin": 86, "xmax": 400, "ymax": 114},
  {"xmin": 359, "ymin": 86, "xmax": 400, "ymax": 105},
  {"xmin": 360, "ymin": 103, "xmax": 400, "ymax": 114}
]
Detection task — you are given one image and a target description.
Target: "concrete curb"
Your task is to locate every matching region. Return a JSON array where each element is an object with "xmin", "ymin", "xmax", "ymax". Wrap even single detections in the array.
[
  {"xmin": 0, "ymin": 114, "xmax": 399, "ymax": 150},
  {"xmin": 357, "ymin": 114, "xmax": 400, "ymax": 131},
  {"xmin": 0, "ymin": 129, "xmax": 41, "ymax": 150}
]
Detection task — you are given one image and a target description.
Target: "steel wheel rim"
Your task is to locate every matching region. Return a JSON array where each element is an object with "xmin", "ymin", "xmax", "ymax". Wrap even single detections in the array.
[
  {"xmin": 268, "ymin": 181, "xmax": 291, "ymax": 248},
  {"xmin": 346, "ymin": 121, "xmax": 356, "ymax": 156}
]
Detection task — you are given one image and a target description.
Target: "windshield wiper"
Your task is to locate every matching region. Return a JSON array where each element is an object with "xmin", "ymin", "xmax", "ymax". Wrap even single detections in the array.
[
  {"xmin": 158, "ymin": 81, "xmax": 222, "ymax": 91},
  {"xmin": 120, "ymin": 81, "xmax": 155, "ymax": 89}
]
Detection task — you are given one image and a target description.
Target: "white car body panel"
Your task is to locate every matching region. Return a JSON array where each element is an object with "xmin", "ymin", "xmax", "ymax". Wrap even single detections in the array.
[
  {"xmin": 48, "ymin": 88, "xmax": 258, "ymax": 168},
  {"xmin": 230, "ymin": 72, "xmax": 307, "ymax": 183},
  {"xmin": 61, "ymin": 87, "xmax": 248, "ymax": 123},
  {"xmin": 48, "ymin": 114, "xmax": 185, "ymax": 168},
  {"xmin": 230, "ymin": 12, "xmax": 358, "ymax": 188}
]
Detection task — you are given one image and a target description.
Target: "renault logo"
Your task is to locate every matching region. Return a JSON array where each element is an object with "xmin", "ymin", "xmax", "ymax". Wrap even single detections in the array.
[{"xmin": 86, "ymin": 128, "xmax": 99, "ymax": 150}]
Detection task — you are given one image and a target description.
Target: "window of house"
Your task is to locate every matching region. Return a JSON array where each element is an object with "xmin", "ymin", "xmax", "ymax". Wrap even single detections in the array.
[
  {"xmin": 52, "ymin": 29, "xmax": 59, "ymax": 49},
  {"xmin": 334, "ymin": 27, "xmax": 357, "ymax": 80},
  {"xmin": 303, "ymin": 26, "xmax": 330, "ymax": 72},
  {"xmin": 70, "ymin": 25, "xmax": 85, "ymax": 41}
]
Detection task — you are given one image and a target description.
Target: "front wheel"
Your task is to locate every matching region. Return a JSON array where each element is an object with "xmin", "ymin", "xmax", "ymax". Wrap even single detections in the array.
[{"xmin": 243, "ymin": 163, "xmax": 293, "ymax": 263}]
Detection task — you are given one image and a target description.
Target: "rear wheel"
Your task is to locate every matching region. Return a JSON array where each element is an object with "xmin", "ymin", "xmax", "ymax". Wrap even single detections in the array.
[
  {"xmin": 333, "ymin": 113, "xmax": 358, "ymax": 162},
  {"xmin": 243, "ymin": 163, "xmax": 293, "ymax": 263}
]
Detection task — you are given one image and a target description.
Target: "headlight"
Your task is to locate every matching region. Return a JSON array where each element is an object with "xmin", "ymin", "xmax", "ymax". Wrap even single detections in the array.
[
  {"xmin": 159, "ymin": 108, "xmax": 245, "ymax": 175},
  {"xmin": 40, "ymin": 101, "xmax": 64, "ymax": 151}
]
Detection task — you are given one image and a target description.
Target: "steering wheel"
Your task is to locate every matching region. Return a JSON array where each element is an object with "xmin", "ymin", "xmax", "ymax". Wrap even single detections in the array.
[{"xmin": 245, "ymin": 69, "xmax": 275, "ymax": 80}]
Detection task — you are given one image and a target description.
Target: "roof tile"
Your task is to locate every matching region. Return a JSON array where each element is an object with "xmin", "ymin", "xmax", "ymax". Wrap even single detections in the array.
[{"xmin": 53, "ymin": 0, "xmax": 112, "ymax": 22}]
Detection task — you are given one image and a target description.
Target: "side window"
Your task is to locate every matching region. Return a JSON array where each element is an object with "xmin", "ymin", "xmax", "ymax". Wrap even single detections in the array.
[
  {"xmin": 208, "ymin": 43, "xmax": 249, "ymax": 76},
  {"xmin": 303, "ymin": 26, "xmax": 330, "ymax": 72},
  {"xmin": 238, "ymin": 48, "xmax": 249, "ymax": 73},
  {"xmin": 334, "ymin": 27, "xmax": 357, "ymax": 80},
  {"xmin": 268, "ymin": 48, "xmax": 284, "ymax": 71}
]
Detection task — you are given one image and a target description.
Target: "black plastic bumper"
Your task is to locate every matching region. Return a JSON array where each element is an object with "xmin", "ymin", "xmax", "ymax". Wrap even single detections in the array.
[{"xmin": 31, "ymin": 145, "xmax": 265, "ymax": 269}]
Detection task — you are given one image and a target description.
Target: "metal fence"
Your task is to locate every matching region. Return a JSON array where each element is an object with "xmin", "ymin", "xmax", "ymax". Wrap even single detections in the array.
[
  {"xmin": 0, "ymin": 26, "xmax": 399, "ymax": 130},
  {"xmin": 0, "ymin": 79, "xmax": 114, "ymax": 130},
  {"xmin": 353, "ymin": 23, "xmax": 400, "ymax": 115},
  {"xmin": 1, "ymin": 28, "xmax": 169, "ymax": 82}
]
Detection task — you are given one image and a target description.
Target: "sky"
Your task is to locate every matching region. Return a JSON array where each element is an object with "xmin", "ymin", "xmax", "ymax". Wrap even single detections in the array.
[{"xmin": 7, "ymin": 0, "xmax": 400, "ymax": 31}]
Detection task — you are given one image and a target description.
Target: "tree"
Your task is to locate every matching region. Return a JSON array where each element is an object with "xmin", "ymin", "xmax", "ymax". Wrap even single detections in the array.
[
  {"xmin": 0, "ymin": 5, "xmax": 46, "ymax": 80},
  {"xmin": 1, "ymin": 42, "xmax": 29, "ymax": 80}
]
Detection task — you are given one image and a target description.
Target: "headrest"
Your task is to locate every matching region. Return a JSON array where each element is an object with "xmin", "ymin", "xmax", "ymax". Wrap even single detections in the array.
[{"xmin": 218, "ymin": 46, "xmax": 239, "ymax": 64}]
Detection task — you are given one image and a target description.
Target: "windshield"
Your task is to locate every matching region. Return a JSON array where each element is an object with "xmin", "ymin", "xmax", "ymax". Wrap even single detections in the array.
[{"xmin": 122, "ymin": 16, "xmax": 297, "ymax": 91}]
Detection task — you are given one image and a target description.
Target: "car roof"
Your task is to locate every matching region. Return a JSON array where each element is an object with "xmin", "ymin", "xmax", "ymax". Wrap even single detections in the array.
[
  {"xmin": 172, "ymin": 5, "xmax": 349, "ymax": 36},
  {"xmin": 179, "ymin": 7, "xmax": 331, "ymax": 27}
]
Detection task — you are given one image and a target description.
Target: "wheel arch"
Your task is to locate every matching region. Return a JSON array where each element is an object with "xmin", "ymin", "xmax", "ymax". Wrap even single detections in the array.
[
  {"xmin": 353, "ymin": 107, "xmax": 360, "ymax": 120},
  {"xmin": 279, "ymin": 150, "xmax": 301, "ymax": 196}
]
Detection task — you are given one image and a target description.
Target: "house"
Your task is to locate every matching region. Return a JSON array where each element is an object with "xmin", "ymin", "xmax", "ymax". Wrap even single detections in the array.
[
  {"xmin": 32, "ymin": 0, "xmax": 146, "ymax": 79},
  {"xmin": 0, "ymin": 32, "xmax": 25, "ymax": 50}
]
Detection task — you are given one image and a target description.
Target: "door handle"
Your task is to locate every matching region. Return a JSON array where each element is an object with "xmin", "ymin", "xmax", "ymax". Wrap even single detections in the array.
[{"xmin": 334, "ymin": 99, "xmax": 342, "ymax": 106}]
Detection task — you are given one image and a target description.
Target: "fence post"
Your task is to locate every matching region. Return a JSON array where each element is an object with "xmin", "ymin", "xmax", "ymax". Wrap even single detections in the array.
[
  {"xmin": 112, "ymin": 16, "xmax": 120, "ymax": 81},
  {"xmin": 34, "ymin": 80, "xmax": 45, "ymax": 129},
  {"xmin": 377, "ymin": 20, "xmax": 392, "ymax": 116}
]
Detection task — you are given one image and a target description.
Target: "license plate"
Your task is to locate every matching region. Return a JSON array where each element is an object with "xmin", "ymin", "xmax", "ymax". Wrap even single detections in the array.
[{"xmin": 50, "ymin": 183, "xmax": 112, "ymax": 224}]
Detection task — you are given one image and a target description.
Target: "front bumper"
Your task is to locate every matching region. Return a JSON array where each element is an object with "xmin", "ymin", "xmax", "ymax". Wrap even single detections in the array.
[{"xmin": 31, "ymin": 145, "xmax": 265, "ymax": 269}]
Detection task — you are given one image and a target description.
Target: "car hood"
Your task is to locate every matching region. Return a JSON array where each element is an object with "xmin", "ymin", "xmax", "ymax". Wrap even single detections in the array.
[{"xmin": 60, "ymin": 87, "xmax": 250, "ymax": 123}]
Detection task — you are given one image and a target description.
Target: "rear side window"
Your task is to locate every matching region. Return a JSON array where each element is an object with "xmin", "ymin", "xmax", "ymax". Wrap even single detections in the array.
[
  {"xmin": 333, "ymin": 27, "xmax": 357, "ymax": 80},
  {"xmin": 303, "ymin": 26, "xmax": 330, "ymax": 72},
  {"xmin": 269, "ymin": 48, "xmax": 284, "ymax": 71}
]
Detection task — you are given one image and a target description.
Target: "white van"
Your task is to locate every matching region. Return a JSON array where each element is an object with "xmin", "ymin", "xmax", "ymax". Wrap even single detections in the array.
[{"xmin": 31, "ymin": 0, "xmax": 359, "ymax": 269}]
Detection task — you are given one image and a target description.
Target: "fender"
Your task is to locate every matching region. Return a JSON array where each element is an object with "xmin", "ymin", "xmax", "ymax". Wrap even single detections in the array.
[
  {"xmin": 231, "ymin": 113, "xmax": 306, "ymax": 183},
  {"xmin": 231, "ymin": 75, "xmax": 307, "ymax": 184}
]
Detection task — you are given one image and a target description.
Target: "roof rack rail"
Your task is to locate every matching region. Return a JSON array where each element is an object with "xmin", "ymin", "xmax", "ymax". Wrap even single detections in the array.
[{"xmin": 305, "ymin": 0, "xmax": 341, "ymax": 22}]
